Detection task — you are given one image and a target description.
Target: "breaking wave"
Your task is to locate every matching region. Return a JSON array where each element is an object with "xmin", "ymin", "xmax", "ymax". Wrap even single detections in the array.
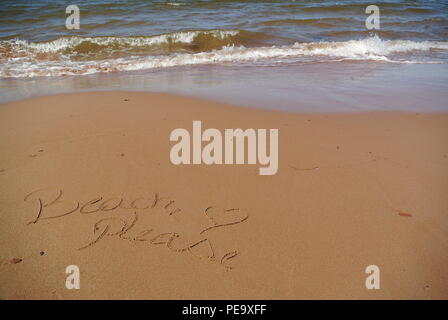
[{"xmin": 1, "ymin": 33, "xmax": 447, "ymax": 78}]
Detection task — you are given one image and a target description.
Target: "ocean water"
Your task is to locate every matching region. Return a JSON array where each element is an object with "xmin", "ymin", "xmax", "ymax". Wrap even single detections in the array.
[{"xmin": 0, "ymin": 0, "xmax": 447, "ymax": 111}]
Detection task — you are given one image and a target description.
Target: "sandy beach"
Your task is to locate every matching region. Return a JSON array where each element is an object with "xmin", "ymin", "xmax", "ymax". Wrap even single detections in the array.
[{"xmin": 0, "ymin": 91, "xmax": 447, "ymax": 299}]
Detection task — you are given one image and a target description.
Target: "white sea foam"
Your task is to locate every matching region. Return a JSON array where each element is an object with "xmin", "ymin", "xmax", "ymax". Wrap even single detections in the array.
[
  {"xmin": 1, "ymin": 35, "xmax": 447, "ymax": 78},
  {"xmin": 166, "ymin": 2, "xmax": 187, "ymax": 6},
  {"xmin": 292, "ymin": 35, "xmax": 448, "ymax": 58}
]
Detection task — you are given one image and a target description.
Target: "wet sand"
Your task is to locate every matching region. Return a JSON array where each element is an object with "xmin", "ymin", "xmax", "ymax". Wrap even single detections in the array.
[{"xmin": 0, "ymin": 91, "xmax": 447, "ymax": 299}]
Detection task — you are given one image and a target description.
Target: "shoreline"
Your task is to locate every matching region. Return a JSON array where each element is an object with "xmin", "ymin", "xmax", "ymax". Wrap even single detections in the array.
[
  {"xmin": 3, "ymin": 89, "xmax": 448, "ymax": 115},
  {"xmin": 1, "ymin": 61, "xmax": 447, "ymax": 113},
  {"xmin": 1, "ymin": 91, "xmax": 447, "ymax": 299}
]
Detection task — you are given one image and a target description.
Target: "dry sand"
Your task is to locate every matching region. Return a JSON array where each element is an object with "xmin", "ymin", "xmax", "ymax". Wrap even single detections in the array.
[{"xmin": 0, "ymin": 91, "xmax": 447, "ymax": 299}]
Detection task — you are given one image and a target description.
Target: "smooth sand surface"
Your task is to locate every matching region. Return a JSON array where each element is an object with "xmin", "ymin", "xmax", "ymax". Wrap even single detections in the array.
[{"xmin": 0, "ymin": 91, "xmax": 447, "ymax": 299}]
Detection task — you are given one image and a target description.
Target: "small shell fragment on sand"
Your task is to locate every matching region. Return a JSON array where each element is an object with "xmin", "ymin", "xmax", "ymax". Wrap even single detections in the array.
[
  {"xmin": 10, "ymin": 258, "xmax": 22, "ymax": 264},
  {"xmin": 398, "ymin": 212, "xmax": 412, "ymax": 217}
]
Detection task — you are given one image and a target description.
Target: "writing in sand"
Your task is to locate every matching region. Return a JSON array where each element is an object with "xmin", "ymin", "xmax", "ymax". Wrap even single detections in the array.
[{"xmin": 23, "ymin": 188, "xmax": 249, "ymax": 270}]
